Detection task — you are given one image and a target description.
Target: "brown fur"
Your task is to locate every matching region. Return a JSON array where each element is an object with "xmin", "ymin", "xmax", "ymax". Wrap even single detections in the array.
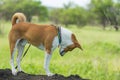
[
  {"xmin": 9, "ymin": 13, "xmax": 82, "ymax": 58},
  {"xmin": 63, "ymin": 34, "xmax": 83, "ymax": 53},
  {"xmin": 9, "ymin": 12, "xmax": 83, "ymax": 76},
  {"xmin": 12, "ymin": 13, "xmax": 26, "ymax": 26},
  {"xmin": 9, "ymin": 13, "xmax": 58, "ymax": 58}
]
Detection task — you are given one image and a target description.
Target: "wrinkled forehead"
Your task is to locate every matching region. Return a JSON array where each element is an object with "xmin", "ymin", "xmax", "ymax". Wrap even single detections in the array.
[
  {"xmin": 66, "ymin": 33, "xmax": 80, "ymax": 48},
  {"xmin": 61, "ymin": 34, "xmax": 77, "ymax": 48},
  {"xmin": 61, "ymin": 27, "xmax": 81, "ymax": 48},
  {"xmin": 60, "ymin": 33, "xmax": 82, "ymax": 56},
  {"xmin": 61, "ymin": 28, "xmax": 73, "ymax": 45}
]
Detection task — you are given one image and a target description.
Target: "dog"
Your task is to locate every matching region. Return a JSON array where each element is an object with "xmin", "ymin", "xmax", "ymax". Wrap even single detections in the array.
[{"xmin": 9, "ymin": 12, "xmax": 83, "ymax": 76}]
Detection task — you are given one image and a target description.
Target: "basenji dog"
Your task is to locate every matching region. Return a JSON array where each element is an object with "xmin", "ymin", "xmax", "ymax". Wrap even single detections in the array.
[{"xmin": 9, "ymin": 12, "xmax": 83, "ymax": 76}]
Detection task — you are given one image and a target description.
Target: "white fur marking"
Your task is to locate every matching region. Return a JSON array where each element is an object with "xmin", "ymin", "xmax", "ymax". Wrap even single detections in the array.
[
  {"xmin": 44, "ymin": 53, "xmax": 54, "ymax": 76},
  {"xmin": 10, "ymin": 26, "xmax": 74, "ymax": 76},
  {"xmin": 51, "ymin": 36, "xmax": 59, "ymax": 51},
  {"xmin": 16, "ymin": 19, "xmax": 19, "ymax": 23},
  {"xmin": 38, "ymin": 44, "xmax": 44, "ymax": 50},
  {"xmin": 10, "ymin": 48, "xmax": 17, "ymax": 75},
  {"xmin": 60, "ymin": 27, "xmax": 73, "ymax": 51},
  {"xmin": 11, "ymin": 39, "xmax": 20, "ymax": 75},
  {"xmin": 16, "ymin": 41, "xmax": 25, "ymax": 72}
]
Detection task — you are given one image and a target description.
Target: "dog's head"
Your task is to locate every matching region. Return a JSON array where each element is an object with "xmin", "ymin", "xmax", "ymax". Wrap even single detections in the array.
[{"xmin": 59, "ymin": 33, "xmax": 83, "ymax": 56}]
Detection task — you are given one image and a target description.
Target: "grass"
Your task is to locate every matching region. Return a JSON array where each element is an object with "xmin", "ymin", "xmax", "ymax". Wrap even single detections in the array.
[{"xmin": 0, "ymin": 22, "xmax": 120, "ymax": 80}]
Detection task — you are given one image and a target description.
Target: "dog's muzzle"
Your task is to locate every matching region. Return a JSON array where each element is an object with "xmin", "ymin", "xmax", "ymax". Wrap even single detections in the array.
[
  {"xmin": 59, "ymin": 46, "xmax": 65, "ymax": 56},
  {"xmin": 59, "ymin": 47, "xmax": 65, "ymax": 56},
  {"xmin": 60, "ymin": 50, "xmax": 65, "ymax": 56}
]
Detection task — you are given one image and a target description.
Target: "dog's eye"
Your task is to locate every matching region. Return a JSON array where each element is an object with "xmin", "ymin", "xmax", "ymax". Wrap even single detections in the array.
[{"xmin": 67, "ymin": 44, "xmax": 76, "ymax": 51}]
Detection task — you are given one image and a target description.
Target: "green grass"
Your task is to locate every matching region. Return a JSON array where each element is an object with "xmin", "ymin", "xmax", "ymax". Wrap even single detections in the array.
[{"xmin": 0, "ymin": 23, "xmax": 120, "ymax": 80}]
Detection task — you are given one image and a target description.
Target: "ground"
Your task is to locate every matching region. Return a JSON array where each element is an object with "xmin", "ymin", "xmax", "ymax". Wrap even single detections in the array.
[{"xmin": 0, "ymin": 69, "xmax": 89, "ymax": 80}]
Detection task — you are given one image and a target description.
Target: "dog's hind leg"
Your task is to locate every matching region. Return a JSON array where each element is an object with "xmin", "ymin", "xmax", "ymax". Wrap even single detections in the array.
[
  {"xmin": 44, "ymin": 52, "xmax": 54, "ymax": 76},
  {"xmin": 10, "ymin": 40, "xmax": 20, "ymax": 75},
  {"xmin": 16, "ymin": 41, "xmax": 25, "ymax": 72}
]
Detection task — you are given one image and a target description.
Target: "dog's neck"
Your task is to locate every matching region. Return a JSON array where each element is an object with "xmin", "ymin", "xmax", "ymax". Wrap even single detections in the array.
[
  {"xmin": 57, "ymin": 27, "xmax": 62, "ymax": 45},
  {"xmin": 58, "ymin": 27, "xmax": 73, "ymax": 56},
  {"xmin": 60, "ymin": 27, "xmax": 73, "ymax": 46}
]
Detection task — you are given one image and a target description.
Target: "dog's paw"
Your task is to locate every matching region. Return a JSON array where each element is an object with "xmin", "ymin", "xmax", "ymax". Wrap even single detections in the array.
[
  {"xmin": 18, "ymin": 67, "xmax": 22, "ymax": 72},
  {"xmin": 12, "ymin": 69, "xmax": 17, "ymax": 76},
  {"xmin": 47, "ymin": 72, "xmax": 54, "ymax": 76}
]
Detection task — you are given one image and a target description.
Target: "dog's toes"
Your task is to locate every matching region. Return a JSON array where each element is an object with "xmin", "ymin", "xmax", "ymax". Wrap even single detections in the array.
[
  {"xmin": 47, "ymin": 72, "xmax": 54, "ymax": 76},
  {"xmin": 18, "ymin": 68, "xmax": 22, "ymax": 72},
  {"xmin": 12, "ymin": 69, "xmax": 17, "ymax": 76}
]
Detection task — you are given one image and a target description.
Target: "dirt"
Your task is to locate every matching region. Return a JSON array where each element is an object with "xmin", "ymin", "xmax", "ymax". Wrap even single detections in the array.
[{"xmin": 0, "ymin": 69, "xmax": 89, "ymax": 80}]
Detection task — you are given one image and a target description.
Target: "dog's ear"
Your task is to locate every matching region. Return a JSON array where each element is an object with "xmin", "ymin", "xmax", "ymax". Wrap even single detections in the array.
[
  {"xmin": 71, "ymin": 34, "xmax": 83, "ymax": 50},
  {"xmin": 76, "ymin": 43, "xmax": 83, "ymax": 51}
]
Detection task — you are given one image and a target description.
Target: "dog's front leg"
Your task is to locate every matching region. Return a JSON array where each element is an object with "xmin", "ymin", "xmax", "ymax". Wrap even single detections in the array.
[{"xmin": 44, "ymin": 52, "xmax": 54, "ymax": 76}]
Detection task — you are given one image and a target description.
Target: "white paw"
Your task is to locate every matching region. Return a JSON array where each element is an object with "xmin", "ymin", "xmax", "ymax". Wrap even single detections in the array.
[
  {"xmin": 18, "ymin": 67, "xmax": 22, "ymax": 72},
  {"xmin": 12, "ymin": 69, "xmax": 17, "ymax": 76},
  {"xmin": 47, "ymin": 72, "xmax": 54, "ymax": 76}
]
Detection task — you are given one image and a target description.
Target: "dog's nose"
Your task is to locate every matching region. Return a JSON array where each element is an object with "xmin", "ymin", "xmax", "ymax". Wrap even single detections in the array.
[
  {"xmin": 59, "ymin": 47, "xmax": 65, "ymax": 56},
  {"xmin": 60, "ymin": 50, "xmax": 65, "ymax": 56}
]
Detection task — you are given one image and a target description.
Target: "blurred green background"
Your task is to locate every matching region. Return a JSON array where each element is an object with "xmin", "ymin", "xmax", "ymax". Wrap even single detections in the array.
[{"xmin": 0, "ymin": 0, "xmax": 120, "ymax": 80}]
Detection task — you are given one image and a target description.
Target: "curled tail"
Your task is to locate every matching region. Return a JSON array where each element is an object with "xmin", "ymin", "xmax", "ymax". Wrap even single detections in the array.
[{"xmin": 12, "ymin": 12, "xmax": 26, "ymax": 26}]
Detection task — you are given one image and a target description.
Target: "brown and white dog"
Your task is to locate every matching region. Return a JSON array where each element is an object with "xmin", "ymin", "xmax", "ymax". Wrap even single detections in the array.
[{"xmin": 9, "ymin": 12, "xmax": 83, "ymax": 76}]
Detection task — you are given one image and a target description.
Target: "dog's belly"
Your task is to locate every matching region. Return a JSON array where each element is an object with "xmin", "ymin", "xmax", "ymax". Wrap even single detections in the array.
[
  {"xmin": 37, "ymin": 36, "xmax": 59, "ymax": 52},
  {"xmin": 38, "ymin": 44, "xmax": 44, "ymax": 50},
  {"xmin": 20, "ymin": 36, "xmax": 59, "ymax": 52}
]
